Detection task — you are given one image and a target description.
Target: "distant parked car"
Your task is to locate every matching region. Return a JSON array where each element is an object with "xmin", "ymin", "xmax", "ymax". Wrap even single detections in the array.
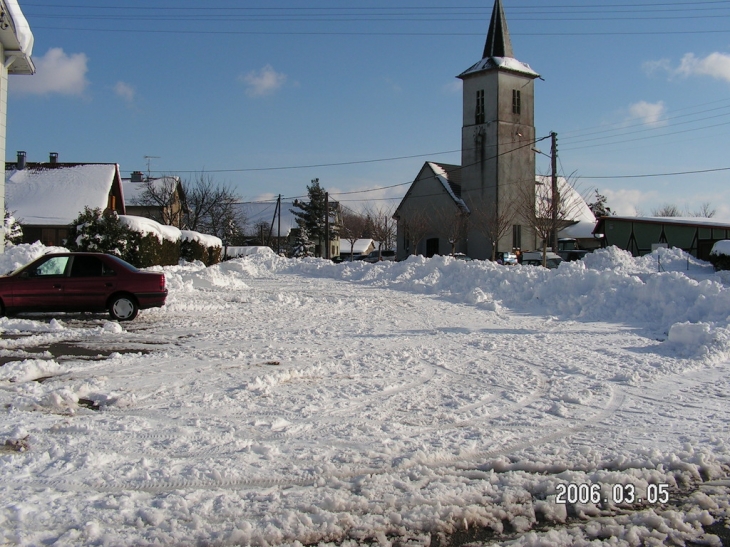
[
  {"xmin": 449, "ymin": 253, "xmax": 473, "ymax": 261},
  {"xmin": 497, "ymin": 252, "xmax": 518, "ymax": 265},
  {"xmin": 0, "ymin": 252, "xmax": 168, "ymax": 321},
  {"xmin": 363, "ymin": 250, "xmax": 396, "ymax": 263},
  {"xmin": 558, "ymin": 249, "xmax": 590, "ymax": 262},
  {"xmin": 521, "ymin": 251, "xmax": 563, "ymax": 269}
]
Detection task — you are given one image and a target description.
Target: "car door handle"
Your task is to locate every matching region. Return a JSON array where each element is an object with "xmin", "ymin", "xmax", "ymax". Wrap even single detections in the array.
[
  {"xmin": 52, "ymin": 284, "xmax": 62, "ymax": 290},
  {"xmin": 105, "ymin": 283, "xmax": 113, "ymax": 287}
]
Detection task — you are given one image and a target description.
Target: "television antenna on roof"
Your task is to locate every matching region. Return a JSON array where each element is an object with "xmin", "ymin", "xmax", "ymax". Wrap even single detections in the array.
[{"xmin": 144, "ymin": 155, "xmax": 160, "ymax": 179}]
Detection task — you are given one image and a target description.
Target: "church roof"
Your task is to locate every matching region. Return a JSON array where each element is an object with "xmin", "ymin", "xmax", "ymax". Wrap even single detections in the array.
[
  {"xmin": 483, "ymin": 0, "xmax": 513, "ymax": 59},
  {"xmin": 458, "ymin": 0, "xmax": 539, "ymax": 79}
]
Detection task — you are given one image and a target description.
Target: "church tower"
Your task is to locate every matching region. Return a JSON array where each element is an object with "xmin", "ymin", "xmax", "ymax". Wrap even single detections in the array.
[{"xmin": 457, "ymin": 0, "xmax": 539, "ymax": 259}]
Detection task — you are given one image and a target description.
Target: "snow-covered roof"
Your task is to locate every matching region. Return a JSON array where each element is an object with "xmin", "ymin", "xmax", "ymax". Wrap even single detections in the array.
[
  {"xmin": 340, "ymin": 238, "xmax": 374, "ymax": 255},
  {"xmin": 122, "ymin": 176, "xmax": 180, "ymax": 206},
  {"xmin": 459, "ymin": 56, "xmax": 539, "ymax": 79},
  {"xmin": 119, "ymin": 215, "xmax": 181, "ymax": 243},
  {"xmin": 238, "ymin": 202, "xmax": 298, "ymax": 238},
  {"xmin": 2, "ymin": 0, "xmax": 34, "ymax": 74},
  {"xmin": 603, "ymin": 216, "xmax": 730, "ymax": 228},
  {"xmin": 6, "ymin": 164, "xmax": 121, "ymax": 225},
  {"xmin": 534, "ymin": 175, "xmax": 597, "ymax": 240},
  {"xmin": 429, "ymin": 162, "xmax": 470, "ymax": 214}
]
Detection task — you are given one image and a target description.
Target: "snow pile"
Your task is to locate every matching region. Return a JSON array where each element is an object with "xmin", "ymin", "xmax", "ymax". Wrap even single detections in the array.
[{"xmin": 0, "ymin": 241, "xmax": 68, "ymax": 274}]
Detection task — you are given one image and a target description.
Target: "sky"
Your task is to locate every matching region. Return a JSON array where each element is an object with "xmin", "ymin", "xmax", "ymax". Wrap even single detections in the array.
[{"xmin": 5, "ymin": 1, "xmax": 730, "ymax": 217}]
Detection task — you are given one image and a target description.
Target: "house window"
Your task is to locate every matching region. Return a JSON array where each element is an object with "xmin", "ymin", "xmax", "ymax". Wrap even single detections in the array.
[
  {"xmin": 108, "ymin": 195, "xmax": 116, "ymax": 211},
  {"xmin": 475, "ymin": 90, "xmax": 485, "ymax": 124},
  {"xmin": 512, "ymin": 224, "xmax": 522, "ymax": 250},
  {"xmin": 512, "ymin": 90, "xmax": 521, "ymax": 115}
]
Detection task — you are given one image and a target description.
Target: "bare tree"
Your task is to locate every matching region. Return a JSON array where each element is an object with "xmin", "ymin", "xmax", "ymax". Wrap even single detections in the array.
[
  {"xmin": 340, "ymin": 210, "xmax": 367, "ymax": 260},
  {"xmin": 651, "ymin": 203, "xmax": 682, "ymax": 217},
  {"xmin": 366, "ymin": 204, "xmax": 397, "ymax": 257},
  {"xmin": 183, "ymin": 172, "xmax": 245, "ymax": 240},
  {"xmin": 436, "ymin": 206, "xmax": 470, "ymax": 256},
  {"xmin": 470, "ymin": 196, "xmax": 517, "ymax": 261},
  {"xmin": 691, "ymin": 202, "xmax": 716, "ymax": 218},
  {"xmin": 135, "ymin": 176, "xmax": 186, "ymax": 228},
  {"xmin": 400, "ymin": 208, "xmax": 431, "ymax": 257},
  {"xmin": 516, "ymin": 175, "xmax": 583, "ymax": 267}
]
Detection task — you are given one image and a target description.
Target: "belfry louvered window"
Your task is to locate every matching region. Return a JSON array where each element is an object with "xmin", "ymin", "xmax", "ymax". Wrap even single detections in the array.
[
  {"xmin": 475, "ymin": 90, "xmax": 485, "ymax": 124},
  {"xmin": 512, "ymin": 89, "xmax": 521, "ymax": 115}
]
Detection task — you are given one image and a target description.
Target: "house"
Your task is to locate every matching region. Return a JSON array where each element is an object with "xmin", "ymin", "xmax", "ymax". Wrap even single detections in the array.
[
  {"xmin": 0, "ymin": 1, "xmax": 34, "ymax": 251},
  {"xmin": 594, "ymin": 216, "xmax": 730, "ymax": 260},
  {"xmin": 394, "ymin": 0, "xmax": 594, "ymax": 260},
  {"xmin": 339, "ymin": 238, "xmax": 375, "ymax": 260},
  {"xmin": 5, "ymin": 152, "xmax": 125, "ymax": 246},
  {"xmin": 122, "ymin": 171, "xmax": 186, "ymax": 228}
]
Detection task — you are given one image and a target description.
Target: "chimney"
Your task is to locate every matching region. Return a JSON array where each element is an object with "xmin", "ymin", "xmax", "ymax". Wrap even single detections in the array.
[
  {"xmin": 16, "ymin": 151, "xmax": 26, "ymax": 170},
  {"xmin": 49, "ymin": 152, "xmax": 58, "ymax": 165},
  {"xmin": 130, "ymin": 171, "xmax": 144, "ymax": 183}
]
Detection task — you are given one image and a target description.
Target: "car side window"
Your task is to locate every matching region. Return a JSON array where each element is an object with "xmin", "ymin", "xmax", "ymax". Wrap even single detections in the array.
[
  {"xmin": 33, "ymin": 256, "xmax": 70, "ymax": 276},
  {"xmin": 70, "ymin": 256, "xmax": 105, "ymax": 278}
]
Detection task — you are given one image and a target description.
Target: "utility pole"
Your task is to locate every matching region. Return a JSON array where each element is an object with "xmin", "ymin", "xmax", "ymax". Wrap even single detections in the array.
[
  {"xmin": 277, "ymin": 194, "xmax": 282, "ymax": 256},
  {"xmin": 550, "ymin": 132, "xmax": 559, "ymax": 252},
  {"xmin": 325, "ymin": 192, "xmax": 330, "ymax": 260}
]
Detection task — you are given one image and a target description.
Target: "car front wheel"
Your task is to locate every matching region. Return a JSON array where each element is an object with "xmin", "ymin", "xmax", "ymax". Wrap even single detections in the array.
[{"xmin": 109, "ymin": 295, "xmax": 139, "ymax": 321}]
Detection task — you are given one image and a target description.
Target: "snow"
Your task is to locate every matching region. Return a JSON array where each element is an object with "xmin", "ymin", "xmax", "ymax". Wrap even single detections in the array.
[
  {"xmin": 460, "ymin": 56, "xmax": 540, "ymax": 78},
  {"xmin": 710, "ymin": 240, "xmax": 730, "ymax": 256},
  {"xmin": 181, "ymin": 230, "xmax": 222, "ymax": 248},
  {"xmin": 340, "ymin": 238, "xmax": 375, "ymax": 255},
  {"xmin": 429, "ymin": 162, "xmax": 469, "ymax": 213},
  {"xmin": 2, "ymin": 243, "xmax": 730, "ymax": 545},
  {"xmin": 118, "ymin": 215, "xmax": 182, "ymax": 243},
  {"xmin": 535, "ymin": 176, "xmax": 597, "ymax": 240},
  {"xmin": 4, "ymin": 0, "xmax": 34, "ymax": 56},
  {"xmin": 122, "ymin": 176, "xmax": 179, "ymax": 205},
  {"xmin": 6, "ymin": 165, "xmax": 119, "ymax": 225}
]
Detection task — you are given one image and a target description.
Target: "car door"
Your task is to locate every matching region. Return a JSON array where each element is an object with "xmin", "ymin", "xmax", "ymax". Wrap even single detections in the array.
[
  {"xmin": 63, "ymin": 255, "xmax": 117, "ymax": 310},
  {"xmin": 11, "ymin": 255, "xmax": 71, "ymax": 311}
]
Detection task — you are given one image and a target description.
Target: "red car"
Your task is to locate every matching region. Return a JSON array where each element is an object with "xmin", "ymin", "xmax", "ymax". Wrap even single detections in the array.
[{"xmin": 0, "ymin": 252, "xmax": 167, "ymax": 321}]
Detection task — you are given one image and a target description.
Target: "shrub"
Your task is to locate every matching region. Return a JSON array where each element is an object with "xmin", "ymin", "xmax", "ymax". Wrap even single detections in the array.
[
  {"xmin": 708, "ymin": 252, "xmax": 730, "ymax": 271},
  {"xmin": 67, "ymin": 207, "xmax": 139, "ymax": 260}
]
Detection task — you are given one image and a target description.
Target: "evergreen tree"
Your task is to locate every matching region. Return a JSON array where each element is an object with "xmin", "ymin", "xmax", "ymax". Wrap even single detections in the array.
[
  {"xmin": 290, "ymin": 179, "xmax": 339, "ymax": 257},
  {"xmin": 588, "ymin": 190, "xmax": 613, "ymax": 218},
  {"xmin": 3, "ymin": 210, "xmax": 22, "ymax": 246}
]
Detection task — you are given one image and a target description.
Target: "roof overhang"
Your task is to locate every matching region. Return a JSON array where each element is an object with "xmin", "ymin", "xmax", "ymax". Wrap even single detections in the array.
[{"xmin": 0, "ymin": 0, "xmax": 34, "ymax": 74}]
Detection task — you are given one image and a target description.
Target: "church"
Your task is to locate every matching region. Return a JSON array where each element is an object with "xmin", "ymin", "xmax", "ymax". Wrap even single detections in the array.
[{"xmin": 393, "ymin": 0, "xmax": 595, "ymax": 260}]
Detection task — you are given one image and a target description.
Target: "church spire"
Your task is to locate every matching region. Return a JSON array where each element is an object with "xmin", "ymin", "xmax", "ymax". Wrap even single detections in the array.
[{"xmin": 483, "ymin": 0, "xmax": 514, "ymax": 59}]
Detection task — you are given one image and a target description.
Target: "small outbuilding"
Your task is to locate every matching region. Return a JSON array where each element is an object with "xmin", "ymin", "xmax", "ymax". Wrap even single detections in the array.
[{"xmin": 593, "ymin": 216, "xmax": 730, "ymax": 260}]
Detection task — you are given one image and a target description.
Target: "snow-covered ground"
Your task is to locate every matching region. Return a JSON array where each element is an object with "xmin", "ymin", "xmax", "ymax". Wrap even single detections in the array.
[{"xmin": 2, "ymin": 243, "xmax": 730, "ymax": 546}]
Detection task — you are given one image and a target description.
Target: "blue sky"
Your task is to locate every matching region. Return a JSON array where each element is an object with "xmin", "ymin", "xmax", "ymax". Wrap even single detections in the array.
[{"xmin": 7, "ymin": 1, "xmax": 730, "ymax": 217}]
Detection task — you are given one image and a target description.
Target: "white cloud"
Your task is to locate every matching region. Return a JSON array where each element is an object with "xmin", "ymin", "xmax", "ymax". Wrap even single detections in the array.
[
  {"xmin": 114, "ymin": 81, "xmax": 135, "ymax": 103},
  {"xmin": 628, "ymin": 100, "xmax": 667, "ymax": 127},
  {"xmin": 676, "ymin": 52, "xmax": 730, "ymax": 83},
  {"xmin": 602, "ymin": 188, "xmax": 658, "ymax": 217},
  {"xmin": 240, "ymin": 65, "xmax": 287, "ymax": 98},
  {"xmin": 10, "ymin": 47, "xmax": 88, "ymax": 96},
  {"xmin": 644, "ymin": 52, "xmax": 730, "ymax": 84}
]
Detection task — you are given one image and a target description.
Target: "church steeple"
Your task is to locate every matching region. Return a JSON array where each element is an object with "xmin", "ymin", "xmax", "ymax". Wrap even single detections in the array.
[{"xmin": 483, "ymin": 0, "xmax": 514, "ymax": 59}]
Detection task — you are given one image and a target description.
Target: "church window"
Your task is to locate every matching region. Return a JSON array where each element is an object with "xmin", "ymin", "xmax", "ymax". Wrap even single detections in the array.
[
  {"xmin": 512, "ymin": 224, "xmax": 522, "ymax": 249},
  {"xmin": 512, "ymin": 90, "xmax": 521, "ymax": 115},
  {"xmin": 475, "ymin": 90, "xmax": 485, "ymax": 124}
]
